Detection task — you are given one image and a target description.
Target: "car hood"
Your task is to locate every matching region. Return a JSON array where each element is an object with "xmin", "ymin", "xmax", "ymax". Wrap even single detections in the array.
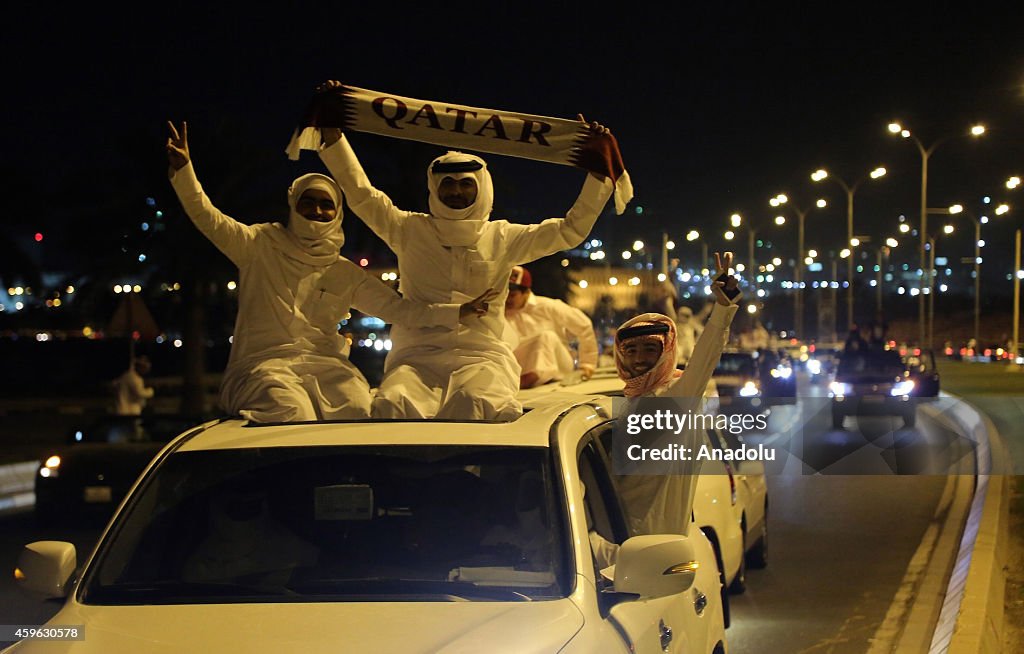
[{"xmin": 6, "ymin": 599, "xmax": 584, "ymax": 653}]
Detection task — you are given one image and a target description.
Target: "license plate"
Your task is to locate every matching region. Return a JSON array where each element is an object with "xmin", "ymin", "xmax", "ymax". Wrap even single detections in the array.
[
  {"xmin": 84, "ymin": 486, "xmax": 112, "ymax": 503},
  {"xmin": 862, "ymin": 396, "xmax": 885, "ymax": 403}
]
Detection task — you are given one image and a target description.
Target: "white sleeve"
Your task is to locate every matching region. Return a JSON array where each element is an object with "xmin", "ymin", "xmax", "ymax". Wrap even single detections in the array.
[
  {"xmin": 665, "ymin": 303, "xmax": 738, "ymax": 400},
  {"xmin": 502, "ymin": 175, "xmax": 613, "ymax": 265},
  {"xmin": 319, "ymin": 135, "xmax": 408, "ymax": 253},
  {"xmin": 350, "ymin": 267, "xmax": 460, "ymax": 328},
  {"xmin": 169, "ymin": 162, "xmax": 257, "ymax": 267},
  {"xmin": 555, "ymin": 300, "xmax": 599, "ymax": 369}
]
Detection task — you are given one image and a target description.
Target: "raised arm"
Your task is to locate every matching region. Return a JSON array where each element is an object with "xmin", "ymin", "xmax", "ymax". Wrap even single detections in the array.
[
  {"xmin": 317, "ymin": 82, "xmax": 407, "ymax": 251},
  {"xmin": 666, "ymin": 252, "xmax": 741, "ymax": 400},
  {"xmin": 166, "ymin": 121, "xmax": 256, "ymax": 267},
  {"xmin": 502, "ymin": 119, "xmax": 615, "ymax": 264}
]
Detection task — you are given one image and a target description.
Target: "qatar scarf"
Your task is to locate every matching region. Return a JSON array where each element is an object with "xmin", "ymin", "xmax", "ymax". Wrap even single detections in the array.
[{"xmin": 285, "ymin": 83, "xmax": 634, "ymax": 215}]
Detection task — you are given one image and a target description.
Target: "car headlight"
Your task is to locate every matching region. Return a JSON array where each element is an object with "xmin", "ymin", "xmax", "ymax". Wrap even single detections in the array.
[
  {"xmin": 830, "ymin": 381, "xmax": 852, "ymax": 397},
  {"xmin": 40, "ymin": 455, "xmax": 61, "ymax": 478},
  {"xmin": 739, "ymin": 381, "xmax": 760, "ymax": 397},
  {"xmin": 770, "ymin": 365, "xmax": 792, "ymax": 379},
  {"xmin": 806, "ymin": 359, "xmax": 822, "ymax": 375},
  {"xmin": 890, "ymin": 380, "xmax": 916, "ymax": 397}
]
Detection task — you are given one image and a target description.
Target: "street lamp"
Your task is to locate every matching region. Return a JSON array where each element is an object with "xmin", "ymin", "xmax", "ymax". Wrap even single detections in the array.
[
  {"xmin": 811, "ymin": 165, "xmax": 887, "ymax": 331},
  {"xmin": 887, "ymin": 120, "xmax": 986, "ymax": 346},
  {"xmin": 945, "ymin": 201, "xmax": 1011, "ymax": 348},
  {"xmin": 771, "ymin": 194, "xmax": 828, "ymax": 337}
]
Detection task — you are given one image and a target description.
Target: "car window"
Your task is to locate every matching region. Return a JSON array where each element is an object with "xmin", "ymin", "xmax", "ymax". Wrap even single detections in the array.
[
  {"xmin": 81, "ymin": 445, "xmax": 571, "ymax": 604},
  {"xmin": 715, "ymin": 353, "xmax": 757, "ymax": 375}
]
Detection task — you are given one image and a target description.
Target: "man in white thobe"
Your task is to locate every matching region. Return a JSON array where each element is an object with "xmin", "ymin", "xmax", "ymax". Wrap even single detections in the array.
[
  {"xmin": 167, "ymin": 122, "xmax": 489, "ymax": 423},
  {"xmin": 504, "ymin": 265, "xmax": 598, "ymax": 389},
  {"xmin": 318, "ymin": 116, "xmax": 614, "ymax": 421}
]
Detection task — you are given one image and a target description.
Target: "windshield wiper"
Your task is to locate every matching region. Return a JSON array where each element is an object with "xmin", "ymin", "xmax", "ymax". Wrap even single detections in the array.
[{"xmin": 288, "ymin": 577, "xmax": 533, "ymax": 601}]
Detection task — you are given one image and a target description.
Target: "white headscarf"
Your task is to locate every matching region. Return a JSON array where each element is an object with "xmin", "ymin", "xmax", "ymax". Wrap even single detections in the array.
[
  {"xmin": 426, "ymin": 151, "xmax": 493, "ymax": 247},
  {"xmin": 266, "ymin": 173, "xmax": 345, "ymax": 266}
]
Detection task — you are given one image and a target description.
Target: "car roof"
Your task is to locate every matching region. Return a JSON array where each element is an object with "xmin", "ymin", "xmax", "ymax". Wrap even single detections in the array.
[{"xmin": 174, "ymin": 398, "xmax": 610, "ymax": 453}]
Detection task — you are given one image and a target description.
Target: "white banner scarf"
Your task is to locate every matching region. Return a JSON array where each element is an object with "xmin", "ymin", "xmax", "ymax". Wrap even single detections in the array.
[{"xmin": 286, "ymin": 84, "xmax": 633, "ymax": 215}]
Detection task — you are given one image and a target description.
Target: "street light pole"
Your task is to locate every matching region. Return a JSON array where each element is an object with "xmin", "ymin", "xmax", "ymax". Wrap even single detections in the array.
[
  {"xmin": 928, "ymin": 236, "xmax": 937, "ymax": 349},
  {"xmin": 889, "ymin": 121, "xmax": 986, "ymax": 346},
  {"xmin": 811, "ymin": 168, "xmax": 885, "ymax": 332}
]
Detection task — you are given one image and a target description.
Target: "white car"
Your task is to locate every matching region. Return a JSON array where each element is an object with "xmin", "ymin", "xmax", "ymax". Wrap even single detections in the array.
[
  {"xmin": 521, "ymin": 370, "xmax": 770, "ymax": 628},
  {"xmin": 12, "ymin": 400, "xmax": 727, "ymax": 653}
]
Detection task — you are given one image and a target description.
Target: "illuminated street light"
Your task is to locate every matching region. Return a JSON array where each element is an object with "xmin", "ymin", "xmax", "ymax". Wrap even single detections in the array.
[
  {"xmin": 850, "ymin": 238, "xmax": 860, "ymax": 247},
  {"xmin": 632, "ymin": 240, "xmax": 644, "ymax": 251},
  {"xmin": 888, "ymin": 119, "xmax": 987, "ymax": 346},
  {"xmin": 1008, "ymin": 176, "xmax": 1021, "ymax": 190},
  {"xmin": 943, "ymin": 224, "xmax": 955, "ymax": 234},
  {"xmin": 840, "ymin": 248, "xmax": 851, "ymax": 258},
  {"xmin": 804, "ymin": 256, "xmax": 814, "ymax": 265},
  {"xmin": 578, "ymin": 280, "xmax": 588, "ymax": 289},
  {"xmin": 900, "ymin": 223, "xmax": 911, "ymax": 234},
  {"xmin": 666, "ymin": 240, "xmax": 676, "ymax": 250},
  {"xmin": 772, "ymin": 257, "xmax": 782, "ymax": 266},
  {"xmin": 686, "ymin": 230, "xmax": 700, "ymax": 241},
  {"xmin": 747, "ymin": 304, "xmax": 758, "ymax": 314},
  {"xmin": 886, "ymin": 238, "xmax": 899, "ymax": 248},
  {"xmin": 996, "ymin": 204, "xmax": 1010, "ymax": 215},
  {"xmin": 812, "ymin": 164, "xmax": 887, "ymax": 330},
  {"xmin": 808, "ymin": 249, "xmax": 818, "ymax": 258},
  {"xmin": 949, "ymin": 204, "xmax": 963, "ymax": 214},
  {"xmin": 609, "ymin": 277, "xmax": 618, "ymax": 285},
  {"xmin": 725, "ymin": 230, "xmax": 735, "ymax": 240},
  {"xmin": 621, "ymin": 250, "xmax": 632, "ymax": 260},
  {"xmin": 730, "ymin": 213, "xmax": 742, "ymax": 228},
  {"xmin": 816, "ymin": 199, "xmax": 827, "ymax": 208},
  {"xmin": 775, "ymin": 216, "xmax": 786, "ymax": 225}
]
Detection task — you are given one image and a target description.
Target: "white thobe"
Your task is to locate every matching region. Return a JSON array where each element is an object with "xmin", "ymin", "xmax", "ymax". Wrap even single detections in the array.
[
  {"xmin": 320, "ymin": 136, "xmax": 613, "ymax": 420},
  {"xmin": 505, "ymin": 293, "xmax": 598, "ymax": 385},
  {"xmin": 170, "ymin": 162, "xmax": 459, "ymax": 422},
  {"xmin": 618, "ymin": 303, "xmax": 739, "ymax": 537},
  {"xmin": 113, "ymin": 369, "xmax": 154, "ymax": 416}
]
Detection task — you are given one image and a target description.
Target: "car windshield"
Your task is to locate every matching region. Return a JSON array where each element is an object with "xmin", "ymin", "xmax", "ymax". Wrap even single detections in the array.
[
  {"xmin": 715, "ymin": 353, "xmax": 757, "ymax": 375},
  {"xmin": 837, "ymin": 350, "xmax": 905, "ymax": 377},
  {"xmin": 81, "ymin": 445, "xmax": 570, "ymax": 604}
]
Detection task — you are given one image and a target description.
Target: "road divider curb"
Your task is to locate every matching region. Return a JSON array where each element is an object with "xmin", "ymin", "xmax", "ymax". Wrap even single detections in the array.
[{"xmin": 926, "ymin": 395, "xmax": 1011, "ymax": 653}]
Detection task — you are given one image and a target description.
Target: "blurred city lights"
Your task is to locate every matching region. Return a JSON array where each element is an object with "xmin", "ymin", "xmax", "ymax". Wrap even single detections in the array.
[
  {"xmin": 578, "ymin": 280, "xmax": 588, "ymax": 289},
  {"xmin": 811, "ymin": 169, "xmax": 827, "ymax": 182},
  {"xmin": 943, "ymin": 225, "xmax": 955, "ymax": 234},
  {"xmin": 970, "ymin": 124, "xmax": 986, "ymax": 136},
  {"xmin": 665, "ymin": 240, "xmax": 675, "ymax": 250},
  {"xmin": 1008, "ymin": 176, "xmax": 1021, "ymax": 190},
  {"xmin": 686, "ymin": 230, "xmax": 700, "ymax": 241},
  {"xmin": 632, "ymin": 240, "xmax": 644, "ymax": 251},
  {"xmin": 870, "ymin": 167, "xmax": 887, "ymax": 179},
  {"xmin": 949, "ymin": 204, "xmax": 963, "ymax": 214},
  {"xmin": 730, "ymin": 214, "xmax": 742, "ymax": 227},
  {"xmin": 816, "ymin": 199, "xmax": 827, "ymax": 208},
  {"xmin": 227, "ymin": 281, "xmax": 237, "ymax": 290},
  {"xmin": 995, "ymin": 204, "xmax": 1010, "ymax": 215},
  {"xmin": 774, "ymin": 216, "xmax": 786, "ymax": 225},
  {"xmin": 724, "ymin": 231, "xmax": 735, "ymax": 240},
  {"xmin": 621, "ymin": 251, "xmax": 632, "ymax": 260}
]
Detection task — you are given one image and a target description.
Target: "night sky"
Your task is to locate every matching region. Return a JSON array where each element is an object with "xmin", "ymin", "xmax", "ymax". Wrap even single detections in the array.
[{"xmin": 4, "ymin": 3, "xmax": 1022, "ymax": 274}]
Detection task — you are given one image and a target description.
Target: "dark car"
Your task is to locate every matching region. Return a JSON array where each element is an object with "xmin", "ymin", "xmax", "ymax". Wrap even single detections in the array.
[
  {"xmin": 34, "ymin": 414, "xmax": 216, "ymax": 525},
  {"xmin": 903, "ymin": 349, "xmax": 940, "ymax": 397},
  {"xmin": 758, "ymin": 349, "xmax": 797, "ymax": 405},
  {"xmin": 713, "ymin": 350, "xmax": 769, "ymax": 418},
  {"xmin": 829, "ymin": 349, "xmax": 918, "ymax": 429}
]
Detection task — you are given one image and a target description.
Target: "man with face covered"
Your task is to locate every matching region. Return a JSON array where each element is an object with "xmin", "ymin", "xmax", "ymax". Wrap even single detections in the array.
[
  {"xmin": 317, "ymin": 87, "xmax": 614, "ymax": 420},
  {"xmin": 613, "ymin": 253, "xmax": 740, "ymax": 537},
  {"xmin": 166, "ymin": 122, "xmax": 493, "ymax": 422}
]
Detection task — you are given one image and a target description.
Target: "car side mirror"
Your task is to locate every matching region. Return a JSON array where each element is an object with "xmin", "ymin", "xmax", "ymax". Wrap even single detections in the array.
[
  {"xmin": 15, "ymin": 541, "xmax": 77, "ymax": 600},
  {"xmin": 613, "ymin": 534, "xmax": 698, "ymax": 598}
]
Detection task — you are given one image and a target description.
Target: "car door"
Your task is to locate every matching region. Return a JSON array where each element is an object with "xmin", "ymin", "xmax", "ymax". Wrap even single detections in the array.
[{"xmin": 576, "ymin": 430, "xmax": 704, "ymax": 654}]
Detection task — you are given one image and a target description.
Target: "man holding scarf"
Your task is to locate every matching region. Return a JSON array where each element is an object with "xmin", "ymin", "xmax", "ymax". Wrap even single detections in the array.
[
  {"xmin": 614, "ymin": 252, "xmax": 740, "ymax": 537},
  {"xmin": 166, "ymin": 122, "xmax": 493, "ymax": 423},
  {"xmin": 316, "ymin": 81, "xmax": 615, "ymax": 421}
]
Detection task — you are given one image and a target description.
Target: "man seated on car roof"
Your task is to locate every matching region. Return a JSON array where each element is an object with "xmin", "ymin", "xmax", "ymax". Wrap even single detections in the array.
[
  {"xmin": 503, "ymin": 265, "xmax": 599, "ymax": 389},
  {"xmin": 612, "ymin": 252, "xmax": 740, "ymax": 537}
]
